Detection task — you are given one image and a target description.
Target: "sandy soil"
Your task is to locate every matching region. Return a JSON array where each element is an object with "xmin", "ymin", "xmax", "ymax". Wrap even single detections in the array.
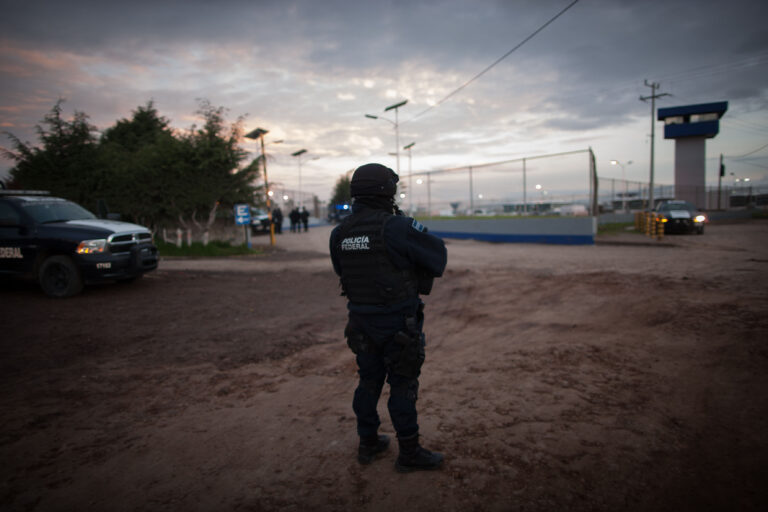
[{"xmin": 2, "ymin": 221, "xmax": 767, "ymax": 511}]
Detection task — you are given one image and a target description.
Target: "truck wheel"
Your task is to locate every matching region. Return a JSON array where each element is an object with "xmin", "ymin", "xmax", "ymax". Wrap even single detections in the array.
[{"xmin": 39, "ymin": 255, "xmax": 84, "ymax": 298}]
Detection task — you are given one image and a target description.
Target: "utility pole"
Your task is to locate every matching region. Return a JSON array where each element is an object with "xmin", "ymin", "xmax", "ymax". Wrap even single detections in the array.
[
  {"xmin": 718, "ymin": 153, "xmax": 724, "ymax": 210},
  {"xmin": 640, "ymin": 80, "xmax": 670, "ymax": 211},
  {"xmin": 244, "ymin": 127, "xmax": 275, "ymax": 246}
]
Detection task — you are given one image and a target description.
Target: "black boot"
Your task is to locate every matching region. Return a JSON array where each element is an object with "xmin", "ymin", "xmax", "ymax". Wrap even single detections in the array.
[
  {"xmin": 358, "ymin": 434, "xmax": 390, "ymax": 464},
  {"xmin": 395, "ymin": 434, "xmax": 444, "ymax": 472}
]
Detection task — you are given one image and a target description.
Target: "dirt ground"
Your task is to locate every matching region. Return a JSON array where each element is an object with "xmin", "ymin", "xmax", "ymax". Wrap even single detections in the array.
[{"xmin": 2, "ymin": 220, "xmax": 767, "ymax": 511}]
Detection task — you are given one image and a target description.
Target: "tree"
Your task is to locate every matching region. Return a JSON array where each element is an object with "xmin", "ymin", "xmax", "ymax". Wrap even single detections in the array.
[
  {"xmin": 3, "ymin": 99, "xmax": 259, "ymax": 244},
  {"xmin": 100, "ymin": 101, "xmax": 172, "ymax": 151},
  {"xmin": 330, "ymin": 174, "xmax": 351, "ymax": 207},
  {"xmin": 171, "ymin": 100, "xmax": 257, "ymax": 244},
  {"xmin": 3, "ymin": 100, "xmax": 103, "ymax": 209},
  {"xmin": 98, "ymin": 102, "xmax": 183, "ymax": 228}
]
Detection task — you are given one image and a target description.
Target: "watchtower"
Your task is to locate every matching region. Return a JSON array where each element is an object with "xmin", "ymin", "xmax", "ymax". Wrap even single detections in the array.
[{"xmin": 657, "ymin": 101, "xmax": 727, "ymax": 207}]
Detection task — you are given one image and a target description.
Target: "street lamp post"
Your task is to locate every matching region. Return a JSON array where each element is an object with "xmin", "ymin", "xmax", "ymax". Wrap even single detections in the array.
[
  {"xmin": 403, "ymin": 142, "xmax": 415, "ymax": 214},
  {"xmin": 365, "ymin": 99, "xmax": 408, "ymax": 175},
  {"xmin": 291, "ymin": 149, "xmax": 307, "ymax": 207},
  {"xmin": 735, "ymin": 177, "xmax": 752, "ymax": 205},
  {"xmin": 535, "ymin": 184, "xmax": 546, "ymax": 214},
  {"xmin": 610, "ymin": 160, "xmax": 633, "ymax": 213},
  {"xmin": 245, "ymin": 127, "xmax": 276, "ymax": 246}
]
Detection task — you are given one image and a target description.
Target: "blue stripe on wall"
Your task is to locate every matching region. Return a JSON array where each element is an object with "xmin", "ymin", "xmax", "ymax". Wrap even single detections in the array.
[{"xmin": 428, "ymin": 231, "xmax": 594, "ymax": 245}]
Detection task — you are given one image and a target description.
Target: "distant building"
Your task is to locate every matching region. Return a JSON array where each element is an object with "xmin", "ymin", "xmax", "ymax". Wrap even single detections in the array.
[{"xmin": 657, "ymin": 101, "xmax": 728, "ymax": 208}]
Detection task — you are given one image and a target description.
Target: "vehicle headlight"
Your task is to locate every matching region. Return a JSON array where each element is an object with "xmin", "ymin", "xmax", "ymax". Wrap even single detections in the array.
[
  {"xmin": 694, "ymin": 215, "xmax": 706, "ymax": 223},
  {"xmin": 76, "ymin": 239, "xmax": 107, "ymax": 254}
]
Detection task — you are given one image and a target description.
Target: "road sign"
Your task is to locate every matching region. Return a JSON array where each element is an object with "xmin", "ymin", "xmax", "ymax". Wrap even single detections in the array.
[{"xmin": 234, "ymin": 204, "xmax": 251, "ymax": 225}]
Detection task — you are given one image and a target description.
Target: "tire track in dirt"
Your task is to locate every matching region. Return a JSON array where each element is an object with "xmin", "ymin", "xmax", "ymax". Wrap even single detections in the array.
[{"xmin": 3, "ymin": 223, "xmax": 768, "ymax": 511}]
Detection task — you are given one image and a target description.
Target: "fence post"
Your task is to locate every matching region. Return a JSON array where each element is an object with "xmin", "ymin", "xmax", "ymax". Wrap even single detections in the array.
[
  {"xmin": 589, "ymin": 148, "xmax": 598, "ymax": 216},
  {"xmin": 427, "ymin": 171, "xmax": 432, "ymax": 219},
  {"xmin": 469, "ymin": 166, "xmax": 474, "ymax": 216},
  {"xmin": 522, "ymin": 158, "xmax": 527, "ymax": 215}
]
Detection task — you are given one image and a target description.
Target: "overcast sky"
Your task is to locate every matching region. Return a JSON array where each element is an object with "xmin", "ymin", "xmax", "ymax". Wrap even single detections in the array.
[{"xmin": 1, "ymin": 0, "xmax": 767, "ymax": 203}]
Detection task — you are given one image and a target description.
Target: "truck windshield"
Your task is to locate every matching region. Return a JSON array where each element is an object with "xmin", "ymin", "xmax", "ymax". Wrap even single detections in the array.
[
  {"xmin": 660, "ymin": 203, "xmax": 694, "ymax": 212},
  {"xmin": 22, "ymin": 201, "xmax": 97, "ymax": 223}
]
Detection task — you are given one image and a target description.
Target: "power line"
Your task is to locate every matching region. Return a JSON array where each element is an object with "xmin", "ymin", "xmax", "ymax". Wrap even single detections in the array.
[
  {"xmin": 734, "ymin": 160, "xmax": 768, "ymax": 170},
  {"xmin": 731, "ymin": 141, "xmax": 768, "ymax": 159},
  {"xmin": 407, "ymin": 0, "xmax": 580, "ymax": 123},
  {"xmin": 523, "ymin": 51, "xmax": 768, "ymax": 115},
  {"xmin": 722, "ymin": 117, "xmax": 768, "ymax": 136},
  {"xmin": 660, "ymin": 52, "xmax": 768, "ymax": 85}
]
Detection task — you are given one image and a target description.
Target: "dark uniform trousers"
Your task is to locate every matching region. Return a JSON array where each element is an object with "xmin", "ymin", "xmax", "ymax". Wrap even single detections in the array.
[
  {"xmin": 350, "ymin": 306, "xmax": 424, "ymax": 440},
  {"xmin": 330, "ymin": 203, "xmax": 446, "ymax": 442}
]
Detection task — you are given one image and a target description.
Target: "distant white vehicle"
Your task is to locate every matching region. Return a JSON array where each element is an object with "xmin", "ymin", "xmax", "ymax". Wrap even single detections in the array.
[
  {"xmin": 466, "ymin": 208, "xmax": 495, "ymax": 216},
  {"xmin": 553, "ymin": 204, "xmax": 589, "ymax": 216}
]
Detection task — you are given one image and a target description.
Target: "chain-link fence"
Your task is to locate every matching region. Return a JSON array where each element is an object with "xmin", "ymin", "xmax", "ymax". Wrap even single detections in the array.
[
  {"xmin": 394, "ymin": 147, "xmax": 765, "ymax": 217},
  {"xmin": 398, "ymin": 149, "xmax": 597, "ymax": 217},
  {"xmin": 597, "ymin": 177, "xmax": 768, "ymax": 212}
]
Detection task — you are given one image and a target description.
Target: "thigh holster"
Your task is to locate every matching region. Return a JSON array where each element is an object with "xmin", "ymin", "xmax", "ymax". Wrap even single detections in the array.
[
  {"xmin": 345, "ymin": 322, "xmax": 376, "ymax": 355},
  {"xmin": 389, "ymin": 316, "xmax": 425, "ymax": 379}
]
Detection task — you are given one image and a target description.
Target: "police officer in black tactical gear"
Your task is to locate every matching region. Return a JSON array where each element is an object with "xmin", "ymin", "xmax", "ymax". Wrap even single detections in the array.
[{"xmin": 329, "ymin": 162, "xmax": 447, "ymax": 472}]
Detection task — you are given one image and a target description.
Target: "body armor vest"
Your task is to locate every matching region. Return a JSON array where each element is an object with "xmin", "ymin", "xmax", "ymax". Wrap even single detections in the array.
[{"xmin": 335, "ymin": 209, "xmax": 418, "ymax": 305}]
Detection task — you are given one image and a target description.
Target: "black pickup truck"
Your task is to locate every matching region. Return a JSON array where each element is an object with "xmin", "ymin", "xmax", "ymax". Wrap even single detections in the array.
[{"xmin": 0, "ymin": 191, "xmax": 158, "ymax": 297}]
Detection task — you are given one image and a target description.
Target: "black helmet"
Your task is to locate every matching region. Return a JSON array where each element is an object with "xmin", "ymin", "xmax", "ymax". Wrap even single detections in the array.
[{"xmin": 350, "ymin": 163, "xmax": 398, "ymax": 197}]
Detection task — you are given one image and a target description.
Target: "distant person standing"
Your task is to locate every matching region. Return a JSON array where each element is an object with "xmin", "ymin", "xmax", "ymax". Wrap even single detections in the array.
[
  {"xmin": 300, "ymin": 206, "xmax": 309, "ymax": 232},
  {"xmin": 289, "ymin": 207, "xmax": 300, "ymax": 233},
  {"xmin": 272, "ymin": 207, "xmax": 283, "ymax": 234}
]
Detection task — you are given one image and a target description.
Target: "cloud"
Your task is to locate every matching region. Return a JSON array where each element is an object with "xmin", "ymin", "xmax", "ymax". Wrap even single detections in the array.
[{"xmin": 2, "ymin": 0, "xmax": 768, "ymax": 193}]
